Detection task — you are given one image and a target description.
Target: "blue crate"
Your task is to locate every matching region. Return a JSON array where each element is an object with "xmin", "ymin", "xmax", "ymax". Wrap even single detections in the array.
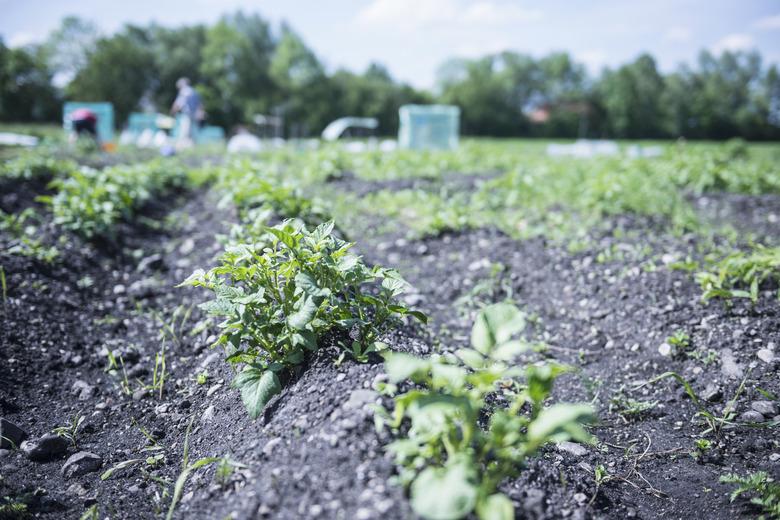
[{"xmin": 398, "ymin": 105, "xmax": 460, "ymax": 150}]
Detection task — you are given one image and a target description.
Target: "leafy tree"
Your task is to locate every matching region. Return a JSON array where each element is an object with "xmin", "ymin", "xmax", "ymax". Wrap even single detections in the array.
[
  {"xmin": 0, "ymin": 39, "xmax": 60, "ymax": 121},
  {"xmin": 199, "ymin": 12, "xmax": 277, "ymax": 129},
  {"xmin": 596, "ymin": 54, "xmax": 667, "ymax": 138},
  {"xmin": 42, "ymin": 16, "xmax": 99, "ymax": 86},
  {"xmin": 269, "ymin": 24, "xmax": 329, "ymax": 136},
  {"xmin": 66, "ymin": 29, "xmax": 155, "ymax": 124}
]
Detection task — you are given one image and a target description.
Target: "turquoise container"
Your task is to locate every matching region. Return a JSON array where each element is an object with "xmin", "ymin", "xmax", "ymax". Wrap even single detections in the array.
[
  {"xmin": 63, "ymin": 102, "xmax": 115, "ymax": 142},
  {"xmin": 398, "ymin": 105, "xmax": 460, "ymax": 150}
]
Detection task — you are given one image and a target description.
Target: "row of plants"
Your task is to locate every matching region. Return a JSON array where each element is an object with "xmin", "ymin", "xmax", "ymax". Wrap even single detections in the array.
[
  {"xmin": 39, "ymin": 160, "xmax": 189, "ymax": 239},
  {"xmin": 181, "ymin": 162, "xmax": 596, "ymax": 519}
]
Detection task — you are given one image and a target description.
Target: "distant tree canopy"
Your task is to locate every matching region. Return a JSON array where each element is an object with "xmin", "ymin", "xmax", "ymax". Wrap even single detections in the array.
[{"xmin": 1, "ymin": 13, "xmax": 779, "ymax": 140}]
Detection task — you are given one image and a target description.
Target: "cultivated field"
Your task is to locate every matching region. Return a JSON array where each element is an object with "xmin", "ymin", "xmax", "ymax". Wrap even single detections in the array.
[{"xmin": 1, "ymin": 138, "xmax": 779, "ymax": 519}]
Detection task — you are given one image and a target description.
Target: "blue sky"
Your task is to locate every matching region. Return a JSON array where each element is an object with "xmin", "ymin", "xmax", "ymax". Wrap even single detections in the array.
[{"xmin": 2, "ymin": 0, "xmax": 780, "ymax": 88}]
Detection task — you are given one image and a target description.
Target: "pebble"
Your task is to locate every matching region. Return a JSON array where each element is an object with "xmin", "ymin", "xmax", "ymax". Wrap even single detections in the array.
[
  {"xmin": 740, "ymin": 410, "xmax": 765, "ymax": 423},
  {"xmin": 770, "ymin": 453, "xmax": 780, "ymax": 462},
  {"xmin": 702, "ymin": 384, "xmax": 722, "ymax": 403},
  {"xmin": 201, "ymin": 405, "xmax": 215, "ymax": 424},
  {"xmin": 0, "ymin": 418, "xmax": 28, "ymax": 449},
  {"xmin": 751, "ymin": 401, "xmax": 778, "ymax": 417},
  {"xmin": 263, "ymin": 438, "xmax": 282, "ymax": 457},
  {"xmin": 206, "ymin": 384, "xmax": 222, "ymax": 397},
  {"xmin": 21, "ymin": 434, "xmax": 69, "ymax": 462},
  {"xmin": 573, "ymin": 493, "xmax": 588, "ymax": 505},
  {"xmin": 345, "ymin": 390, "xmax": 377, "ymax": 410},
  {"xmin": 658, "ymin": 343, "xmax": 673, "ymax": 357},
  {"xmin": 137, "ymin": 254, "xmax": 164, "ymax": 272},
  {"xmin": 132, "ymin": 389, "xmax": 148, "ymax": 401},
  {"xmin": 557, "ymin": 441, "xmax": 588, "ymax": 457},
  {"xmin": 72, "ymin": 380, "xmax": 96, "ymax": 401},
  {"xmin": 756, "ymin": 349, "xmax": 775, "ymax": 364},
  {"xmin": 720, "ymin": 349, "xmax": 744, "ymax": 379},
  {"xmin": 62, "ymin": 451, "xmax": 102, "ymax": 478}
]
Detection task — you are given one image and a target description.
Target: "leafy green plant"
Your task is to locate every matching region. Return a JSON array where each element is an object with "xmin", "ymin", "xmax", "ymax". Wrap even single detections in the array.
[
  {"xmin": 377, "ymin": 304, "xmax": 593, "ymax": 520},
  {"xmin": 609, "ymin": 391, "xmax": 658, "ymax": 422},
  {"xmin": 695, "ymin": 245, "xmax": 780, "ymax": 304},
  {"xmin": 0, "ymin": 153, "xmax": 76, "ymax": 181},
  {"xmin": 181, "ymin": 219, "xmax": 425, "ymax": 418},
  {"xmin": 40, "ymin": 160, "xmax": 187, "ymax": 239},
  {"xmin": 666, "ymin": 330, "xmax": 691, "ymax": 350},
  {"xmin": 0, "ymin": 208, "xmax": 59, "ymax": 263},
  {"xmin": 690, "ymin": 438, "xmax": 712, "ymax": 461},
  {"xmin": 720, "ymin": 471, "xmax": 780, "ymax": 519}
]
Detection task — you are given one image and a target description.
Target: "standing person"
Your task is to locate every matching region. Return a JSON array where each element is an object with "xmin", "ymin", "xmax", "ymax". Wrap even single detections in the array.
[
  {"xmin": 69, "ymin": 107, "xmax": 100, "ymax": 145},
  {"xmin": 170, "ymin": 77, "xmax": 203, "ymax": 148}
]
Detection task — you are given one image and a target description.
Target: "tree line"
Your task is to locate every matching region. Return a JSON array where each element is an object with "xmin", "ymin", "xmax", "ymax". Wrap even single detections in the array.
[{"xmin": 1, "ymin": 13, "xmax": 779, "ymax": 140}]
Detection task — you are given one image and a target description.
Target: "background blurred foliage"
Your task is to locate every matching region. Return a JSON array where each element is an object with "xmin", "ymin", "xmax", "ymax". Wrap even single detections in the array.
[{"xmin": 1, "ymin": 12, "xmax": 779, "ymax": 139}]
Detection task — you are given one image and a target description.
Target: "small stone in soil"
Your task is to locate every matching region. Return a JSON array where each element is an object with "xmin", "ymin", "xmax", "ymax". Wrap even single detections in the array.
[
  {"xmin": 0, "ymin": 418, "xmax": 27, "ymax": 449},
  {"xmin": 740, "ymin": 410, "xmax": 765, "ymax": 423},
  {"xmin": 62, "ymin": 451, "xmax": 103, "ymax": 478},
  {"xmin": 21, "ymin": 434, "xmax": 69, "ymax": 462},
  {"xmin": 702, "ymin": 384, "xmax": 722, "ymax": 402},
  {"xmin": 720, "ymin": 349, "xmax": 744, "ymax": 379},
  {"xmin": 751, "ymin": 401, "xmax": 778, "ymax": 417},
  {"xmin": 345, "ymin": 390, "xmax": 378, "ymax": 410},
  {"xmin": 756, "ymin": 348, "xmax": 775, "ymax": 364},
  {"xmin": 557, "ymin": 441, "xmax": 588, "ymax": 457},
  {"xmin": 71, "ymin": 380, "xmax": 96, "ymax": 401}
]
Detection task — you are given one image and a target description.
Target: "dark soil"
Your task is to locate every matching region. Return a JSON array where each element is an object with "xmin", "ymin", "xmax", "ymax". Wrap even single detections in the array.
[{"xmin": 1, "ymin": 163, "xmax": 778, "ymax": 520}]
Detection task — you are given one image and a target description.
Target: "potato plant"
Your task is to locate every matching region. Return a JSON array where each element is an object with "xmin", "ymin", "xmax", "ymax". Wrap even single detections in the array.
[
  {"xmin": 40, "ymin": 160, "xmax": 187, "ymax": 239},
  {"xmin": 377, "ymin": 304, "xmax": 593, "ymax": 520},
  {"xmin": 695, "ymin": 245, "xmax": 780, "ymax": 304},
  {"xmin": 181, "ymin": 219, "xmax": 425, "ymax": 418}
]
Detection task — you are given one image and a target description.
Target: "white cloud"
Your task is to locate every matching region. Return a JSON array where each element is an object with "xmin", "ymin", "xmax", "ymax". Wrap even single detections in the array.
[
  {"xmin": 753, "ymin": 14, "xmax": 780, "ymax": 30},
  {"xmin": 7, "ymin": 31, "xmax": 39, "ymax": 47},
  {"xmin": 711, "ymin": 33, "xmax": 755, "ymax": 53},
  {"xmin": 356, "ymin": 0, "xmax": 457, "ymax": 27},
  {"xmin": 575, "ymin": 49, "xmax": 608, "ymax": 72},
  {"xmin": 356, "ymin": 0, "xmax": 541, "ymax": 28},
  {"xmin": 461, "ymin": 2, "xmax": 542, "ymax": 24},
  {"xmin": 664, "ymin": 26, "xmax": 691, "ymax": 42}
]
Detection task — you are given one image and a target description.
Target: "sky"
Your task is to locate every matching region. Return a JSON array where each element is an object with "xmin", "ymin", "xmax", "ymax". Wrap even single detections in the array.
[{"xmin": 2, "ymin": 0, "xmax": 780, "ymax": 89}]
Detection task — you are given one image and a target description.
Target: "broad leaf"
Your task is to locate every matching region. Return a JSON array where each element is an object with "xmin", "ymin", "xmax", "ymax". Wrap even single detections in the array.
[
  {"xmin": 384, "ymin": 353, "xmax": 431, "ymax": 383},
  {"xmin": 476, "ymin": 493, "xmax": 514, "ymax": 520},
  {"xmin": 232, "ymin": 368, "xmax": 282, "ymax": 419},
  {"xmin": 411, "ymin": 457, "xmax": 478, "ymax": 520},
  {"xmin": 287, "ymin": 295, "xmax": 318, "ymax": 330},
  {"xmin": 471, "ymin": 303, "xmax": 526, "ymax": 355}
]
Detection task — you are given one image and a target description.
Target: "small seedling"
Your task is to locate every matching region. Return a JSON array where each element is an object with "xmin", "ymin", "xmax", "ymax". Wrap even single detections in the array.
[
  {"xmin": 52, "ymin": 413, "xmax": 86, "ymax": 447},
  {"xmin": 690, "ymin": 438, "xmax": 712, "ymax": 461},
  {"xmin": 666, "ymin": 330, "xmax": 691, "ymax": 350}
]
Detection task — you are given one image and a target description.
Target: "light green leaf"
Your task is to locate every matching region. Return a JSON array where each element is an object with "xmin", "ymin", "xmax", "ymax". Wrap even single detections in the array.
[
  {"xmin": 411, "ymin": 457, "xmax": 478, "ymax": 520},
  {"xmin": 231, "ymin": 368, "xmax": 282, "ymax": 419},
  {"xmin": 471, "ymin": 304, "xmax": 526, "ymax": 355},
  {"xmin": 527, "ymin": 403, "xmax": 594, "ymax": 448},
  {"xmin": 287, "ymin": 295, "xmax": 318, "ymax": 330},
  {"xmin": 384, "ymin": 353, "xmax": 431, "ymax": 383},
  {"xmin": 491, "ymin": 340, "xmax": 529, "ymax": 361},
  {"xmin": 476, "ymin": 493, "xmax": 514, "ymax": 520}
]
